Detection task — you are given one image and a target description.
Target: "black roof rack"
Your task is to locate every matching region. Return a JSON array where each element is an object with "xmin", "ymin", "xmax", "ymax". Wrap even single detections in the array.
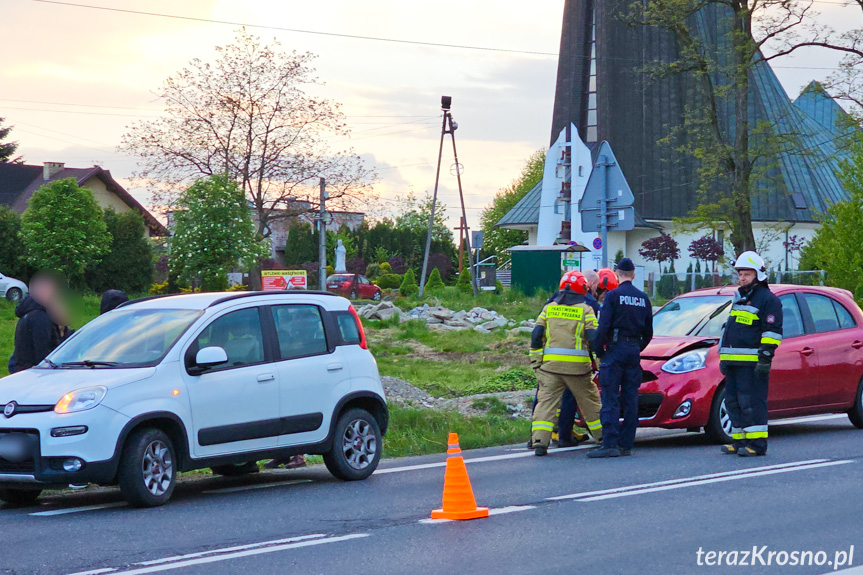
[{"xmin": 208, "ymin": 290, "xmax": 341, "ymax": 308}]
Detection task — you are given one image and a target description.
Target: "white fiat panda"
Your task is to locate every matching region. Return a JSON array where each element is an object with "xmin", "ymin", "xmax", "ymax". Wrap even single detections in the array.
[{"xmin": 0, "ymin": 291, "xmax": 387, "ymax": 507}]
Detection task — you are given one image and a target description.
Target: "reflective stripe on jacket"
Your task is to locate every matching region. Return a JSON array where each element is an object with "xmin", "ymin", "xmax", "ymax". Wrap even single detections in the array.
[{"xmin": 533, "ymin": 301, "xmax": 598, "ymax": 375}]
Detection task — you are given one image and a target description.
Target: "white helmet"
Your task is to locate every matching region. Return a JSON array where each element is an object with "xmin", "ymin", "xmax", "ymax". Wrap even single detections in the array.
[{"xmin": 734, "ymin": 251, "xmax": 767, "ymax": 282}]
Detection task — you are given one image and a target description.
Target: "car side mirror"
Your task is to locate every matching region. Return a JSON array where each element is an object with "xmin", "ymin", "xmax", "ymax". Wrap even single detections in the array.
[{"xmin": 189, "ymin": 346, "xmax": 228, "ymax": 375}]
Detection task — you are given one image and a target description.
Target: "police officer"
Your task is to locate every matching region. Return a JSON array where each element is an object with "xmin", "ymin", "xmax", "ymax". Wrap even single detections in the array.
[
  {"xmin": 719, "ymin": 251, "xmax": 783, "ymax": 456},
  {"xmin": 530, "ymin": 271, "xmax": 603, "ymax": 456},
  {"xmin": 588, "ymin": 258, "xmax": 653, "ymax": 458}
]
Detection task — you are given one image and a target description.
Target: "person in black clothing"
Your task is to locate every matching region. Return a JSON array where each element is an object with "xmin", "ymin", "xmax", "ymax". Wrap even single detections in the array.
[
  {"xmin": 719, "ymin": 251, "xmax": 783, "ymax": 456},
  {"xmin": 588, "ymin": 258, "xmax": 654, "ymax": 458},
  {"xmin": 100, "ymin": 289, "xmax": 129, "ymax": 315},
  {"xmin": 8, "ymin": 271, "xmax": 65, "ymax": 374}
]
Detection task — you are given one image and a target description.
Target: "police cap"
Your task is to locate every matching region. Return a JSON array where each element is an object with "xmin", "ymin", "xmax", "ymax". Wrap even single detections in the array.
[{"xmin": 615, "ymin": 258, "xmax": 635, "ymax": 272}]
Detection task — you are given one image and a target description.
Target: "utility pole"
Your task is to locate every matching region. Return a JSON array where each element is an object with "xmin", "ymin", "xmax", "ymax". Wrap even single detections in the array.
[
  {"xmin": 449, "ymin": 119, "xmax": 478, "ymax": 296},
  {"xmin": 419, "ymin": 97, "xmax": 452, "ymax": 297},
  {"xmin": 455, "ymin": 217, "xmax": 468, "ymax": 275},
  {"xmin": 318, "ymin": 177, "xmax": 327, "ymax": 291}
]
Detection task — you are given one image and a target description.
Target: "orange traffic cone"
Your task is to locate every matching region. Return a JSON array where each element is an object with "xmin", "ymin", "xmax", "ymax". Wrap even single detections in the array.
[{"xmin": 431, "ymin": 433, "xmax": 489, "ymax": 520}]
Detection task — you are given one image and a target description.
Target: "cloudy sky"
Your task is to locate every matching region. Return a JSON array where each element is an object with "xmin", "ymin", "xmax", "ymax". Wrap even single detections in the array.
[{"xmin": 1, "ymin": 0, "xmax": 858, "ymax": 230}]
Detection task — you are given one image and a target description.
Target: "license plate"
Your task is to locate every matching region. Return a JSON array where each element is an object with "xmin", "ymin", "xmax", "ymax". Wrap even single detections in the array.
[{"xmin": 328, "ymin": 284, "xmax": 339, "ymax": 289}]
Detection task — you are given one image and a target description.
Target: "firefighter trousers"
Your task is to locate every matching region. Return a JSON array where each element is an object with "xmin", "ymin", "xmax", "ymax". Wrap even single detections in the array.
[
  {"xmin": 725, "ymin": 365, "xmax": 769, "ymax": 453},
  {"xmin": 532, "ymin": 368, "xmax": 602, "ymax": 448}
]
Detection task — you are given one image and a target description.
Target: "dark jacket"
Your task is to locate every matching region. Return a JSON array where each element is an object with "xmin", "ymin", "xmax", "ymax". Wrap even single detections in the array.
[
  {"xmin": 8, "ymin": 296, "xmax": 58, "ymax": 373},
  {"xmin": 593, "ymin": 280, "xmax": 654, "ymax": 354},
  {"xmin": 719, "ymin": 282, "xmax": 783, "ymax": 367},
  {"xmin": 100, "ymin": 290, "xmax": 129, "ymax": 315}
]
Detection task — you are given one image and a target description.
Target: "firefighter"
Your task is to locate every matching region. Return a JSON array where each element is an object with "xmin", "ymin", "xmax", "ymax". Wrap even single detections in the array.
[
  {"xmin": 719, "ymin": 251, "xmax": 783, "ymax": 456},
  {"xmin": 529, "ymin": 271, "xmax": 603, "ymax": 456},
  {"xmin": 588, "ymin": 258, "xmax": 653, "ymax": 458},
  {"xmin": 595, "ymin": 268, "xmax": 619, "ymax": 301}
]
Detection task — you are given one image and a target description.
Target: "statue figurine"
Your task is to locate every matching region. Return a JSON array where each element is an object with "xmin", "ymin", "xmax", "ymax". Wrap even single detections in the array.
[{"xmin": 335, "ymin": 239, "xmax": 347, "ymax": 273}]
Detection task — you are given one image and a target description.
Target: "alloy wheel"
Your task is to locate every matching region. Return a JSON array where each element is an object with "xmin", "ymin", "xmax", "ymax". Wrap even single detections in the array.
[
  {"xmin": 720, "ymin": 398, "xmax": 732, "ymax": 437},
  {"xmin": 141, "ymin": 440, "xmax": 173, "ymax": 496},
  {"xmin": 342, "ymin": 419, "xmax": 377, "ymax": 470}
]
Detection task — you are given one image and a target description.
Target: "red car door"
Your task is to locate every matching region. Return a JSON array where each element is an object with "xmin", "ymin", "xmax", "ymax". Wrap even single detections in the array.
[
  {"xmin": 798, "ymin": 292, "xmax": 863, "ymax": 408},
  {"xmin": 766, "ymin": 293, "xmax": 817, "ymax": 413},
  {"xmin": 358, "ymin": 276, "xmax": 373, "ymax": 299}
]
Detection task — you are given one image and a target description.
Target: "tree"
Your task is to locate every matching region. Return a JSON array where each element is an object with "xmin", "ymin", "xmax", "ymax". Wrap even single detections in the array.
[
  {"xmin": 629, "ymin": 1, "xmax": 863, "ymax": 256},
  {"xmin": 799, "ymin": 135, "xmax": 863, "ymax": 298},
  {"xmin": 0, "ymin": 206, "xmax": 28, "ymax": 278},
  {"xmin": 0, "ymin": 118, "xmax": 21, "ymax": 163},
  {"xmin": 639, "ymin": 232, "xmax": 680, "ymax": 268},
  {"xmin": 399, "ymin": 268, "xmax": 418, "ymax": 297},
  {"xmin": 688, "ymin": 235, "xmax": 724, "ymax": 271},
  {"xmin": 394, "ymin": 191, "xmax": 454, "ymax": 246},
  {"xmin": 480, "ymin": 150, "xmax": 545, "ymax": 260},
  {"xmin": 20, "ymin": 178, "xmax": 111, "ymax": 281},
  {"xmin": 424, "ymin": 267, "xmax": 446, "ymax": 292},
  {"xmin": 86, "ymin": 209, "xmax": 155, "ymax": 294},
  {"xmin": 120, "ymin": 29, "xmax": 375, "ymax": 250},
  {"xmin": 170, "ymin": 174, "xmax": 269, "ymax": 291}
]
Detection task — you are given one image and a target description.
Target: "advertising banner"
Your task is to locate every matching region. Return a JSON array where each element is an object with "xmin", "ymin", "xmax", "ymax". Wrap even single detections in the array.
[{"xmin": 261, "ymin": 270, "xmax": 308, "ymax": 291}]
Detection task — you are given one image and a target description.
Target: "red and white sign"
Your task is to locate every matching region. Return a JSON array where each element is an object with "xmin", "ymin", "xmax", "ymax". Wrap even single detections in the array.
[{"xmin": 262, "ymin": 270, "xmax": 308, "ymax": 291}]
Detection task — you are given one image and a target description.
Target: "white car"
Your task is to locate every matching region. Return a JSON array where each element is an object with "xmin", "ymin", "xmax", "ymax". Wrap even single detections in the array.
[
  {"xmin": 0, "ymin": 273, "xmax": 27, "ymax": 302},
  {"xmin": 0, "ymin": 291, "xmax": 387, "ymax": 507}
]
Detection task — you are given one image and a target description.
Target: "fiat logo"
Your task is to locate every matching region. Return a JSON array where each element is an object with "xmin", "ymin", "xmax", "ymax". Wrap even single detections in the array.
[{"xmin": 3, "ymin": 402, "xmax": 16, "ymax": 418}]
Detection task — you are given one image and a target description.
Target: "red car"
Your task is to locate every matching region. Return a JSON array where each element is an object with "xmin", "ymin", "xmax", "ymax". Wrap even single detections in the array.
[
  {"xmin": 326, "ymin": 274, "xmax": 382, "ymax": 301},
  {"xmin": 581, "ymin": 284, "xmax": 863, "ymax": 443}
]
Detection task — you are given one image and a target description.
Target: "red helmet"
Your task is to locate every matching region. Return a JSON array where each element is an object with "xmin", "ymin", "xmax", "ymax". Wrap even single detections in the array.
[
  {"xmin": 597, "ymin": 268, "xmax": 619, "ymax": 292},
  {"xmin": 559, "ymin": 271, "xmax": 588, "ymax": 295}
]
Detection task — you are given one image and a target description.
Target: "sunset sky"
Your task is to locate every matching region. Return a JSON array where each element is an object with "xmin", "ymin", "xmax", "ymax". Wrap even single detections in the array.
[{"xmin": 2, "ymin": 0, "xmax": 858, "ymax": 230}]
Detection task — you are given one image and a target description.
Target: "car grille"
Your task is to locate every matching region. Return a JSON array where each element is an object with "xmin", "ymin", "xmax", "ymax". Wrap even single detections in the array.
[
  {"xmin": 0, "ymin": 404, "xmax": 54, "ymax": 415},
  {"xmin": 638, "ymin": 394, "xmax": 664, "ymax": 419}
]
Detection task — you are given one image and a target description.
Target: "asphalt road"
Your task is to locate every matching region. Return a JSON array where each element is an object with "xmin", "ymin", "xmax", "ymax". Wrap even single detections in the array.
[{"xmin": 3, "ymin": 414, "xmax": 863, "ymax": 575}]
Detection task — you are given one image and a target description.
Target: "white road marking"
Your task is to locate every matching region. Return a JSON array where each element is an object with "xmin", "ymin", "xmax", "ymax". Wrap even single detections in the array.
[
  {"xmin": 73, "ymin": 534, "xmax": 369, "ymax": 575},
  {"xmin": 771, "ymin": 413, "xmax": 847, "ymax": 426},
  {"xmin": 67, "ymin": 569, "xmax": 117, "ymax": 575},
  {"xmin": 418, "ymin": 505, "xmax": 536, "ymax": 524},
  {"xmin": 547, "ymin": 459, "xmax": 852, "ymax": 502},
  {"xmin": 202, "ymin": 479, "xmax": 311, "ymax": 494},
  {"xmin": 375, "ymin": 445, "xmax": 590, "ymax": 474},
  {"xmin": 31, "ymin": 502, "xmax": 127, "ymax": 516},
  {"xmin": 133, "ymin": 534, "xmax": 326, "ymax": 566}
]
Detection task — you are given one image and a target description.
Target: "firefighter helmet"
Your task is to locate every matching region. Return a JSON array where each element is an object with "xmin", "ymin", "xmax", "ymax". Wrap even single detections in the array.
[
  {"xmin": 559, "ymin": 271, "xmax": 588, "ymax": 295},
  {"xmin": 734, "ymin": 251, "xmax": 767, "ymax": 282},
  {"xmin": 596, "ymin": 268, "xmax": 620, "ymax": 293}
]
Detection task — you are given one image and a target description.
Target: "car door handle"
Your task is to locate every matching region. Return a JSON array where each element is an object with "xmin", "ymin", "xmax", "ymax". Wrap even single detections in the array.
[
  {"xmin": 257, "ymin": 373, "xmax": 276, "ymax": 383},
  {"xmin": 853, "ymin": 341, "xmax": 863, "ymax": 350},
  {"xmin": 327, "ymin": 363, "xmax": 344, "ymax": 371},
  {"xmin": 799, "ymin": 347, "xmax": 815, "ymax": 357}
]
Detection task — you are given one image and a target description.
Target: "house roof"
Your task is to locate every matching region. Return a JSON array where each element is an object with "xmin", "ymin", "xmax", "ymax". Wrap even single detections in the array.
[
  {"xmin": 0, "ymin": 163, "xmax": 168, "ymax": 236},
  {"xmin": 495, "ymin": 181, "xmax": 543, "ymax": 227}
]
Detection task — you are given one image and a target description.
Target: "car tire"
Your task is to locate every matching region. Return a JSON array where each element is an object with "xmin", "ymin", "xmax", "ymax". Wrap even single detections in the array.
[
  {"xmin": 0, "ymin": 488, "xmax": 42, "ymax": 506},
  {"xmin": 372, "ymin": 291, "xmax": 382, "ymax": 302},
  {"xmin": 324, "ymin": 408, "xmax": 381, "ymax": 481},
  {"xmin": 349, "ymin": 290, "xmax": 358, "ymax": 300},
  {"xmin": 848, "ymin": 378, "xmax": 863, "ymax": 429},
  {"xmin": 5, "ymin": 288, "xmax": 22, "ymax": 303},
  {"xmin": 118, "ymin": 428, "xmax": 176, "ymax": 507},
  {"xmin": 705, "ymin": 385, "xmax": 732, "ymax": 444},
  {"xmin": 210, "ymin": 462, "xmax": 259, "ymax": 476}
]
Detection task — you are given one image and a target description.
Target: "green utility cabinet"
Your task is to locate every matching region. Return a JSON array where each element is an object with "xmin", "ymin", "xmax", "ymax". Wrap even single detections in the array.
[{"xmin": 508, "ymin": 244, "xmax": 590, "ymax": 296}]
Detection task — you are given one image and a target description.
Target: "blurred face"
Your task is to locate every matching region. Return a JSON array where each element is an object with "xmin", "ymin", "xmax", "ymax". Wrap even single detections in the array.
[
  {"xmin": 737, "ymin": 269, "xmax": 757, "ymax": 287},
  {"xmin": 29, "ymin": 277, "xmax": 57, "ymax": 305}
]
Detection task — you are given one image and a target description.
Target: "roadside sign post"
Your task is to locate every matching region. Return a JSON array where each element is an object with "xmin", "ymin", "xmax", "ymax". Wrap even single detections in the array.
[{"xmin": 578, "ymin": 141, "xmax": 636, "ymax": 268}]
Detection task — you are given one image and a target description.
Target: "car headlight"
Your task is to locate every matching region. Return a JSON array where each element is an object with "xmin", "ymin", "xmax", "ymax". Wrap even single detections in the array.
[
  {"xmin": 661, "ymin": 348, "xmax": 709, "ymax": 374},
  {"xmin": 55, "ymin": 386, "xmax": 107, "ymax": 414}
]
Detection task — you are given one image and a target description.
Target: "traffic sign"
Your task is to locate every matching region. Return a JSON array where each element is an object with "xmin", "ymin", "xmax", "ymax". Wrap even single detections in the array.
[
  {"xmin": 579, "ymin": 141, "xmax": 636, "ymax": 234},
  {"xmin": 592, "ymin": 237, "xmax": 603, "ymax": 250}
]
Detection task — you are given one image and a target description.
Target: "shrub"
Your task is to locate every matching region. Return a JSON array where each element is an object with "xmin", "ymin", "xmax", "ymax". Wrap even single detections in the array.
[
  {"xmin": 347, "ymin": 256, "xmax": 366, "ymax": 275},
  {"xmin": 456, "ymin": 268, "xmax": 473, "ymax": 294},
  {"xmin": 377, "ymin": 273, "xmax": 402, "ymax": 289},
  {"xmin": 227, "ymin": 283, "xmax": 248, "ymax": 291},
  {"xmin": 366, "ymin": 262, "xmax": 382, "ymax": 280},
  {"xmin": 149, "ymin": 281, "xmax": 171, "ymax": 295},
  {"xmin": 399, "ymin": 268, "xmax": 419, "ymax": 296},
  {"xmin": 428, "ymin": 252, "xmax": 454, "ymax": 282},
  {"xmin": 86, "ymin": 209, "xmax": 154, "ymax": 294},
  {"xmin": 380, "ymin": 261, "xmax": 393, "ymax": 274},
  {"xmin": 388, "ymin": 256, "xmax": 407, "ymax": 274},
  {"xmin": 495, "ymin": 280, "xmax": 504, "ymax": 294},
  {"xmin": 326, "ymin": 265, "xmax": 335, "ymax": 277},
  {"xmin": 424, "ymin": 267, "xmax": 446, "ymax": 292}
]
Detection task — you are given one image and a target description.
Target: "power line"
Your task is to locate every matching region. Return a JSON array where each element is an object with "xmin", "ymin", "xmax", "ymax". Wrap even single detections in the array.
[{"xmin": 23, "ymin": 0, "xmax": 559, "ymax": 57}]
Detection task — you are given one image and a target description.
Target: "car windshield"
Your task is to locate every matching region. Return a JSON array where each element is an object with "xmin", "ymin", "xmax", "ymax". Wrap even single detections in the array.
[
  {"xmin": 653, "ymin": 295, "xmax": 732, "ymax": 337},
  {"xmin": 44, "ymin": 308, "xmax": 202, "ymax": 368},
  {"xmin": 327, "ymin": 275, "xmax": 352, "ymax": 283}
]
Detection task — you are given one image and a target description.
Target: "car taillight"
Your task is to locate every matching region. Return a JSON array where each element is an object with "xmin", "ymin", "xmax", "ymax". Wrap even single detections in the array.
[{"xmin": 348, "ymin": 305, "xmax": 369, "ymax": 350}]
